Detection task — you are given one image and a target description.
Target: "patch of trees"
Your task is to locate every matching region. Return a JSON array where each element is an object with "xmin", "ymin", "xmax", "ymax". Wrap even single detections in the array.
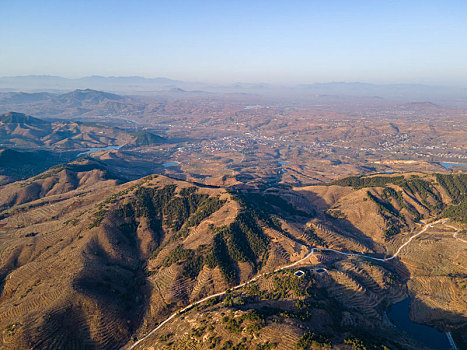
[
  {"xmin": 296, "ymin": 332, "xmax": 332, "ymax": 349},
  {"xmin": 132, "ymin": 184, "xmax": 176, "ymax": 218},
  {"xmin": 443, "ymin": 200, "xmax": 467, "ymax": 222},
  {"xmin": 332, "ymin": 175, "xmax": 442, "ymax": 210},
  {"xmin": 232, "ymin": 192, "xmax": 309, "ymax": 218},
  {"xmin": 163, "ymin": 244, "xmax": 194, "ymax": 266},
  {"xmin": 118, "ymin": 221, "xmax": 138, "ymax": 247},
  {"xmin": 367, "ymin": 191, "xmax": 399, "ymax": 217},
  {"xmin": 330, "ymin": 175, "xmax": 404, "ymax": 189},
  {"xmin": 332, "ymin": 174, "xmax": 446, "ymax": 218},
  {"xmin": 333, "ymin": 174, "xmax": 457, "ymax": 235},
  {"xmin": 248, "ymin": 271, "xmax": 315, "ymax": 302},
  {"xmin": 113, "ymin": 185, "xmax": 224, "ymax": 253},
  {"xmin": 325, "ymin": 208, "xmax": 346, "ymax": 219},
  {"xmin": 272, "ymin": 272, "xmax": 312, "ymax": 299},
  {"xmin": 163, "ymin": 244, "xmax": 205, "ymax": 279},
  {"xmin": 231, "ymin": 191, "xmax": 312, "ymax": 250},
  {"xmin": 381, "ymin": 187, "xmax": 402, "ymax": 205},
  {"xmin": 256, "ymin": 341, "xmax": 278, "ymax": 350},
  {"xmin": 399, "ymin": 178, "xmax": 442, "ymax": 210},
  {"xmin": 160, "ymin": 212, "xmax": 269, "ymax": 282},
  {"xmin": 436, "ymin": 173, "xmax": 467, "ymax": 204},
  {"xmin": 221, "ymin": 309, "xmax": 267, "ymax": 335},
  {"xmin": 220, "ymin": 340, "xmax": 249, "ymax": 350},
  {"xmin": 163, "ymin": 186, "xmax": 207, "ymax": 230},
  {"xmin": 207, "ymin": 212, "xmax": 270, "ymax": 284},
  {"xmin": 436, "ymin": 174, "xmax": 467, "ymax": 222},
  {"xmin": 131, "ymin": 130, "xmax": 165, "ymax": 146},
  {"xmin": 88, "ymin": 207, "xmax": 108, "ymax": 228},
  {"xmin": 88, "ymin": 180, "xmax": 146, "ymax": 228},
  {"xmin": 132, "ymin": 185, "xmax": 225, "ymax": 234},
  {"xmin": 382, "ymin": 187, "xmax": 421, "ymax": 222},
  {"xmin": 210, "ymin": 232, "xmax": 238, "ymax": 284},
  {"xmin": 302, "ymin": 227, "xmax": 327, "ymax": 247},
  {"xmin": 366, "ymin": 191, "xmax": 403, "ymax": 238},
  {"xmin": 343, "ymin": 336, "xmax": 391, "ymax": 350},
  {"xmin": 187, "ymin": 196, "xmax": 225, "ymax": 226}
]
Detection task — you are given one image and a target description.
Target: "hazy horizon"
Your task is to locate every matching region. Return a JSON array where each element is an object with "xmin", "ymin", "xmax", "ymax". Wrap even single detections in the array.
[
  {"xmin": 2, "ymin": 74, "xmax": 467, "ymax": 91},
  {"xmin": 3, "ymin": 1, "xmax": 467, "ymax": 85}
]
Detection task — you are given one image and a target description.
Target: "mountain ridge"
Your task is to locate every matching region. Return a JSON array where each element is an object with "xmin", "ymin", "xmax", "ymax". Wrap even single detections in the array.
[
  {"xmin": 2, "ymin": 76, "xmax": 467, "ymax": 104},
  {"xmin": 0, "ymin": 169, "xmax": 465, "ymax": 349}
]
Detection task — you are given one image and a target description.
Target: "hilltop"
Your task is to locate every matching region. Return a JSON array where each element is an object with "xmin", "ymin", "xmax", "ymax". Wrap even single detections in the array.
[
  {"xmin": 0, "ymin": 112, "xmax": 168, "ymax": 151},
  {"xmin": 0, "ymin": 148, "xmax": 74, "ymax": 185},
  {"xmin": 55, "ymin": 89, "xmax": 123, "ymax": 104},
  {"xmin": 0, "ymin": 89, "xmax": 135, "ymax": 119},
  {"xmin": 130, "ymin": 131, "xmax": 167, "ymax": 147},
  {"xmin": 0, "ymin": 170, "xmax": 465, "ymax": 349},
  {"xmin": 0, "ymin": 112, "xmax": 171, "ymax": 183},
  {"xmin": 0, "ymin": 111, "xmax": 49, "ymax": 124}
]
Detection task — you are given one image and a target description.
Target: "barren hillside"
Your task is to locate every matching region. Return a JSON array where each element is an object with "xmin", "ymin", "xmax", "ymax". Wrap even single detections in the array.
[{"xmin": 0, "ymin": 171, "xmax": 466, "ymax": 349}]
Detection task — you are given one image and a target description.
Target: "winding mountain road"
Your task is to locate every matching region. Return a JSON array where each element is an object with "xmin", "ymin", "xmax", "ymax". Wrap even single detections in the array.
[
  {"xmin": 314, "ymin": 218, "xmax": 447, "ymax": 262},
  {"xmin": 127, "ymin": 248, "xmax": 316, "ymax": 349},
  {"xmin": 126, "ymin": 219, "xmax": 464, "ymax": 349},
  {"xmin": 445, "ymin": 222, "xmax": 467, "ymax": 243}
]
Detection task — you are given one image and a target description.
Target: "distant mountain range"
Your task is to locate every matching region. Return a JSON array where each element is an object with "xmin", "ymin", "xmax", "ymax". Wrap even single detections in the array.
[
  {"xmin": 0, "ymin": 88, "xmax": 124, "ymax": 104},
  {"xmin": 0, "ymin": 89, "xmax": 139, "ymax": 119},
  {"xmin": 1, "ymin": 75, "xmax": 467, "ymax": 104},
  {"xmin": 0, "ymin": 75, "xmax": 189, "ymax": 93},
  {"xmin": 0, "ymin": 111, "xmax": 49, "ymax": 124}
]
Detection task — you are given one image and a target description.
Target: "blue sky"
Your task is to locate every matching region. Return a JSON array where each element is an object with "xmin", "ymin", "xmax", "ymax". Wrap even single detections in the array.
[{"xmin": 1, "ymin": 0, "xmax": 467, "ymax": 84}]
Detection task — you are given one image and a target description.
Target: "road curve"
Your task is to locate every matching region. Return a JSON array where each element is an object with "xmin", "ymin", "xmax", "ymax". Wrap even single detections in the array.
[
  {"xmin": 444, "ymin": 222, "xmax": 467, "ymax": 243},
  {"xmin": 126, "ymin": 249, "xmax": 315, "ymax": 349},
  {"xmin": 125, "ymin": 219, "xmax": 463, "ymax": 349},
  {"xmin": 313, "ymin": 219, "xmax": 447, "ymax": 262}
]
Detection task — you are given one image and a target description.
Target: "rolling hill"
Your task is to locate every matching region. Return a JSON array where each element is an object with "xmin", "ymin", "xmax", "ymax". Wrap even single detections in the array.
[
  {"xmin": 0, "ymin": 112, "xmax": 169, "ymax": 151},
  {"xmin": 0, "ymin": 112, "xmax": 170, "ymax": 184},
  {"xmin": 0, "ymin": 148, "xmax": 75, "ymax": 185},
  {"xmin": 0, "ymin": 170, "xmax": 466, "ymax": 349},
  {"xmin": 0, "ymin": 89, "xmax": 137, "ymax": 119}
]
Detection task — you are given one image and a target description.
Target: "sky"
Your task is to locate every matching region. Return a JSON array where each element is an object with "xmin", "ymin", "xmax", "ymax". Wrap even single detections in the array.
[{"xmin": 2, "ymin": 0, "xmax": 467, "ymax": 85}]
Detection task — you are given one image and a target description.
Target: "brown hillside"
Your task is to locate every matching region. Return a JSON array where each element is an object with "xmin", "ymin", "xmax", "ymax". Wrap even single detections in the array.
[
  {"xmin": 0, "ymin": 173, "xmax": 312, "ymax": 349},
  {"xmin": 1, "ymin": 171, "xmax": 466, "ymax": 349}
]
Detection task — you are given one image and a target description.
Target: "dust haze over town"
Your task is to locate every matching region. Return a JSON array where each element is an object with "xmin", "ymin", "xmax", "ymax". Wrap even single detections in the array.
[{"xmin": 0, "ymin": 1, "xmax": 466, "ymax": 350}]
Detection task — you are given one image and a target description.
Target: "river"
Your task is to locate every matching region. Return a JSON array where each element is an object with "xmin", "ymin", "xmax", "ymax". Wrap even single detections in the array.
[
  {"xmin": 439, "ymin": 162, "xmax": 467, "ymax": 170},
  {"xmin": 77, "ymin": 145, "xmax": 121, "ymax": 157},
  {"xmin": 388, "ymin": 298, "xmax": 451, "ymax": 349}
]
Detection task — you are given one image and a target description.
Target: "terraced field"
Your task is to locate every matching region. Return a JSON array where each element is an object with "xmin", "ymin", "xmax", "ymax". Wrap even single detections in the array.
[{"xmin": 1, "ymin": 170, "xmax": 466, "ymax": 349}]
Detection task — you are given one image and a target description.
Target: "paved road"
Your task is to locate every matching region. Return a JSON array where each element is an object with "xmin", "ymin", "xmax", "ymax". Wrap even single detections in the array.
[
  {"xmin": 126, "ymin": 219, "xmax": 464, "ymax": 349},
  {"xmin": 444, "ymin": 221, "xmax": 467, "ymax": 243},
  {"xmin": 313, "ymin": 219, "xmax": 448, "ymax": 262},
  {"xmin": 127, "ymin": 249, "xmax": 315, "ymax": 349}
]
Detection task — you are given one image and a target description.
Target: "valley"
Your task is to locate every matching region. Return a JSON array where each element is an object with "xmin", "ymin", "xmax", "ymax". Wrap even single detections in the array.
[
  {"xmin": 0, "ymin": 90, "xmax": 466, "ymax": 350},
  {"xmin": 0, "ymin": 163, "xmax": 466, "ymax": 349},
  {"xmin": 3, "ymin": 1, "xmax": 467, "ymax": 348}
]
